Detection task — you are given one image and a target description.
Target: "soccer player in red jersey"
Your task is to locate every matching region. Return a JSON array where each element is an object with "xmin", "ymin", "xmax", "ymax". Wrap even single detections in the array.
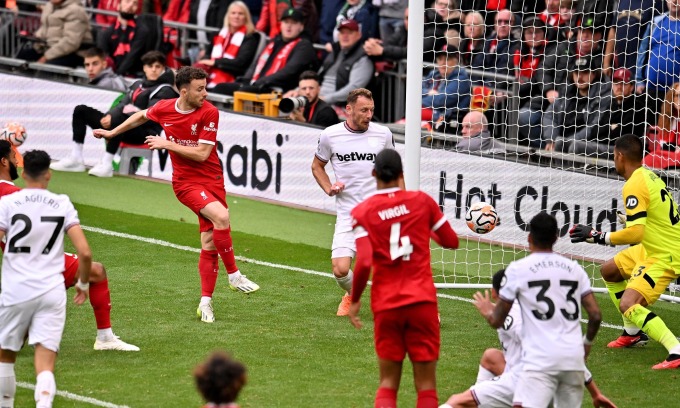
[
  {"xmin": 349, "ymin": 149, "xmax": 460, "ymax": 408},
  {"xmin": 94, "ymin": 66, "xmax": 259, "ymax": 324},
  {"xmin": 0, "ymin": 140, "xmax": 138, "ymax": 351}
]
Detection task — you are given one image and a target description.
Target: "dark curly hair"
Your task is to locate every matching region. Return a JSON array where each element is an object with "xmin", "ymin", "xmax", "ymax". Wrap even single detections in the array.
[{"xmin": 194, "ymin": 351, "xmax": 247, "ymax": 404}]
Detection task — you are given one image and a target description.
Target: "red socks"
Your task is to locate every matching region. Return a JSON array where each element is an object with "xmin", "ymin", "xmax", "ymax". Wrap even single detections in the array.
[
  {"xmin": 89, "ymin": 279, "xmax": 111, "ymax": 329},
  {"xmin": 375, "ymin": 387, "xmax": 397, "ymax": 408},
  {"xmin": 417, "ymin": 389, "xmax": 438, "ymax": 408},
  {"xmin": 212, "ymin": 228, "xmax": 238, "ymax": 274},
  {"xmin": 199, "ymin": 249, "xmax": 219, "ymax": 297}
]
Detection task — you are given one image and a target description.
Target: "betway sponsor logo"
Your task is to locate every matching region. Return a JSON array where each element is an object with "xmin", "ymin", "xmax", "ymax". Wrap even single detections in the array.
[
  {"xmin": 335, "ymin": 152, "xmax": 377, "ymax": 162},
  {"xmin": 378, "ymin": 204, "xmax": 410, "ymax": 220}
]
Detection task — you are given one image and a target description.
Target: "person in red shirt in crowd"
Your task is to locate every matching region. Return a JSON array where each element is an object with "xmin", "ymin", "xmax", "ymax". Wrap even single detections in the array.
[
  {"xmin": 0, "ymin": 140, "xmax": 139, "ymax": 351},
  {"xmin": 348, "ymin": 149, "xmax": 459, "ymax": 408},
  {"xmin": 93, "ymin": 67, "xmax": 260, "ymax": 324},
  {"xmin": 194, "ymin": 350, "xmax": 247, "ymax": 408}
]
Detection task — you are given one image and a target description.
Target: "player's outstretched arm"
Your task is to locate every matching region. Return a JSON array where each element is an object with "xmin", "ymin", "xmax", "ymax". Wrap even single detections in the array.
[
  {"xmin": 582, "ymin": 292, "xmax": 602, "ymax": 360},
  {"xmin": 473, "ymin": 290, "xmax": 511, "ymax": 329},
  {"xmin": 586, "ymin": 380, "xmax": 618, "ymax": 408},
  {"xmin": 67, "ymin": 225, "xmax": 92, "ymax": 305},
  {"xmin": 570, "ymin": 223, "xmax": 644, "ymax": 246},
  {"xmin": 147, "ymin": 137, "xmax": 213, "ymax": 162},
  {"xmin": 93, "ymin": 110, "xmax": 149, "ymax": 140},
  {"xmin": 311, "ymin": 156, "xmax": 343, "ymax": 196},
  {"xmin": 431, "ymin": 220, "xmax": 459, "ymax": 249}
]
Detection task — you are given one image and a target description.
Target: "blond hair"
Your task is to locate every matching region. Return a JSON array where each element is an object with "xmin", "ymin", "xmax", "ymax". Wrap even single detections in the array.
[{"xmin": 223, "ymin": 1, "xmax": 255, "ymax": 35}]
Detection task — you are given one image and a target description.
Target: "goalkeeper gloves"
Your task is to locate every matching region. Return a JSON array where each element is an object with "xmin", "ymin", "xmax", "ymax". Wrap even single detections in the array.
[
  {"xmin": 616, "ymin": 210, "xmax": 627, "ymax": 226},
  {"xmin": 569, "ymin": 224, "xmax": 610, "ymax": 245}
]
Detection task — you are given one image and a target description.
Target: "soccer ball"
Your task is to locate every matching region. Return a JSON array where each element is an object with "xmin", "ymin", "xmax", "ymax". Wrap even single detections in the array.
[
  {"xmin": 466, "ymin": 202, "xmax": 498, "ymax": 234},
  {"xmin": 1, "ymin": 122, "xmax": 27, "ymax": 146}
]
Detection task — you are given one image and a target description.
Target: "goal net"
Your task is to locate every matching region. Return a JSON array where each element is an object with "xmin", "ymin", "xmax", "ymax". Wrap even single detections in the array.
[{"xmin": 408, "ymin": 0, "xmax": 680, "ymax": 300}]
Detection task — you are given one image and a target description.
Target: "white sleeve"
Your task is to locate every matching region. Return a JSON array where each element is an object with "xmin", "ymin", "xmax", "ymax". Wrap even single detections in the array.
[
  {"xmin": 385, "ymin": 128, "xmax": 395, "ymax": 149},
  {"xmin": 499, "ymin": 263, "xmax": 519, "ymax": 303},
  {"xmin": 578, "ymin": 263, "xmax": 593, "ymax": 297},
  {"xmin": 315, "ymin": 130, "xmax": 331, "ymax": 162},
  {"xmin": 62, "ymin": 197, "xmax": 80, "ymax": 231}
]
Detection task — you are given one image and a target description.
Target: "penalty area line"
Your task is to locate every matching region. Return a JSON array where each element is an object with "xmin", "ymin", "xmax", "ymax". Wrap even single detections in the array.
[
  {"xmin": 17, "ymin": 382, "xmax": 131, "ymax": 408},
  {"xmin": 82, "ymin": 225, "xmax": 625, "ymax": 332}
]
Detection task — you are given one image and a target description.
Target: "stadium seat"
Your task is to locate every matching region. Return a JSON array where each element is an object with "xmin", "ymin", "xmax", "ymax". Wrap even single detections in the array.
[{"xmin": 118, "ymin": 142, "xmax": 153, "ymax": 176}]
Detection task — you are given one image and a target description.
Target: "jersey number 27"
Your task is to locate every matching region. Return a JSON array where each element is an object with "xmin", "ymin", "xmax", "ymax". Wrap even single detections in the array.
[{"xmin": 8, "ymin": 214, "xmax": 64, "ymax": 255}]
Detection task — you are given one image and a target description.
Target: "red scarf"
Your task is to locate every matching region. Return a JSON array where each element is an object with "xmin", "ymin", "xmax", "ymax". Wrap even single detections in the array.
[
  {"xmin": 540, "ymin": 10, "xmax": 562, "ymax": 27},
  {"xmin": 251, "ymin": 38, "xmax": 301, "ymax": 82},
  {"xmin": 513, "ymin": 46, "xmax": 543, "ymax": 82},
  {"xmin": 113, "ymin": 19, "xmax": 136, "ymax": 58},
  {"xmin": 208, "ymin": 26, "xmax": 247, "ymax": 86}
]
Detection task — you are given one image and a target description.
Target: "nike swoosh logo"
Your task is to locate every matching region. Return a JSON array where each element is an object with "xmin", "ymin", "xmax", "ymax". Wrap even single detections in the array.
[{"xmin": 164, "ymin": 123, "xmax": 173, "ymax": 127}]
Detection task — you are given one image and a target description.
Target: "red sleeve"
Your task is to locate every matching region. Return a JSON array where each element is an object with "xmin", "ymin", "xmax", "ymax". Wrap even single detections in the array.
[
  {"xmin": 145, "ymin": 99, "xmax": 166, "ymax": 123},
  {"xmin": 351, "ymin": 235, "xmax": 372, "ymax": 303},
  {"xmin": 427, "ymin": 194, "xmax": 459, "ymax": 249},
  {"xmin": 256, "ymin": 0, "xmax": 269, "ymax": 32},
  {"xmin": 198, "ymin": 107, "xmax": 219, "ymax": 144}
]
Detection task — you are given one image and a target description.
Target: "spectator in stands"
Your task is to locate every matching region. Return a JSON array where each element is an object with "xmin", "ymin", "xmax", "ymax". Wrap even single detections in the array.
[
  {"xmin": 424, "ymin": 0, "xmax": 456, "ymax": 64},
  {"xmin": 195, "ymin": 2, "xmax": 262, "ymax": 90},
  {"xmin": 422, "ymin": 44, "xmax": 472, "ymax": 125},
  {"xmin": 514, "ymin": 17, "xmax": 549, "ymax": 147},
  {"xmin": 82, "ymin": 47, "xmax": 127, "ymax": 91},
  {"xmin": 542, "ymin": 54, "xmax": 612, "ymax": 152},
  {"xmin": 16, "ymin": 0, "xmax": 93, "ymax": 68},
  {"xmin": 50, "ymin": 51, "xmax": 178, "ymax": 177},
  {"xmin": 604, "ymin": 0, "xmax": 664, "ymax": 73},
  {"xmin": 211, "ymin": 8, "xmax": 317, "ymax": 95},
  {"xmin": 317, "ymin": 19, "xmax": 373, "ymax": 107},
  {"xmin": 194, "ymin": 351, "xmax": 247, "ymax": 408},
  {"xmin": 95, "ymin": 0, "xmax": 140, "ymax": 27},
  {"xmin": 476, "ymin": 9, "xmax": 520, "ymax": 87},
  {"xmin": 374, "ymin": 0, "xmax": 407, "ymax": 41},
  {"xmin": 456, "ymin": 111, "xmax": 504, "ymax": 152},
  {"xmin": 286, "ymin": 71, "xmax": 340, "ymax": 127},
  {"xmin": 319, "ymin": 0, "xmax": 345, "ymax": 46},
  {"xmin": 257, "ymin": 0, "xmax": 319, "ymax": 42},
  {"xmin": 656, "ymin": 82, "xmax": 680, "ymax": 141},
  {"xmin": 363, "ymin": 7, "xmax": 407, "ymax": 63},
  {"xmin": 636, "ymin": 0, "xmax": 680, "ymax": 97},
  {"xmin": 459, "ymin": 11, "xmax": 486, "ymax": 69},
  {"xmin": 433, "ymin": 0, "xmax": 465, "ymax": 48},
  {"xmin": 572, "ymin": 67, "xmax": 652, "ymax": 158},
  {"xmin": 97, "ymin": 0, "xmax": 162, "ymax": 77},
  {"xmin": 325, "ymin": 0, "xmax": 378, "ymax": 52},
  {"xmin": 539, "ymin": 0, "xmax": 573, "ymax": 42}
]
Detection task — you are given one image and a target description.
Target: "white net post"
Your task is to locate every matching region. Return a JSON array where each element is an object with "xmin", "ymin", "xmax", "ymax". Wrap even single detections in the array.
[{"xmin": 404, "ymin": 0, "xmax": 425, "ymax": 190}]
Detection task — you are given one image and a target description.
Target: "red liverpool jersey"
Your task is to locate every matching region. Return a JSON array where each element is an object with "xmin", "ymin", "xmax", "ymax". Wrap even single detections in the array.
[
  {"xmin": 146, "ymin": 99, "xmax": 223, "ymax": 185},
  {"xmin": 351, "ymin": 188, "xmax": 447, "ymax": 313},
  {"xmin": 0, "ymin": 180, "xmax": 20, "ymax": 197}
]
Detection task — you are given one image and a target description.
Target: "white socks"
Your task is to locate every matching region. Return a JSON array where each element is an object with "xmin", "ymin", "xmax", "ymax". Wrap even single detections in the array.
[
  {"xmin": 200, "ymin": 296, "xmax": 212, "ymax": 305},
  {"xmin": 35, "ymin": 371, "xmax": 55, "ymax": 408},
  {"xmin": 71, "ymin": 143, "xmax": 84, "ymax": 162},
  {"xmin": 97, "ymin": 328, "xmax": 115, "ymax": 342},
  {"xmin": 335, "ymin": 269, "xmax": 353, "ymax": 294},
  {"xmin": 475, "ymin": 365, "xmax": 495, "ymax": 383},
  {"xmin": 228, "ymin": 270, "xmax": 242, "ymax": 284},
  {"xmin": 0, "ymin": 363, "xmax": 15, "ymax": 408},
  {"xmin": 102, "ymin": 152, "xmax": 115, "ymax": 167}
]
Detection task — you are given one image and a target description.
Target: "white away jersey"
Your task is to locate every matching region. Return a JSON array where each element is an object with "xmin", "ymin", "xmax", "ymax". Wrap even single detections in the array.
[
  {"xmin": 499, "ymin": 252, "xmax": 592, "ymax": 372},
  {"xmin": 315, "ymin": 121, "xmax": 394, "ymax": 230},
  {"xmin": 0, "ymin": 189, "xmax": 79, "ymax": 306},
  {"xmin": 499, "ymin": 302, "xmax": 523, "ymax": 374}
]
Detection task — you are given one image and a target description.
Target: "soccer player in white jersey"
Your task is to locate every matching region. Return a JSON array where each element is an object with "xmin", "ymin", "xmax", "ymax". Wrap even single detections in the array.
[
  {"xmin": 0, "ymin": 150, "xmax": 92, "ymax": 408},
  {"xmin": 472, "ymin": 212, "xmax": 602, "ymax": 408},
  {"xmin": 441, "ymin": 269, "xmax": 616, "ymax": 408},
  {"xmin": 312, "ymin": 88, "xmax": 397, "ymax": 316}
]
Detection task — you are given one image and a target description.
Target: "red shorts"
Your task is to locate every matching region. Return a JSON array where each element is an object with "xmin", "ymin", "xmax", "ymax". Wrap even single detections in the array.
[
  {"xmin": 373, "ymin": 302, "xmax": 440, "ymax": 362},
  {"xmin": 174, "ymin": 183, "xmax": 228, "ymax": 232},
  {"xmin": 63, "ymin": 252, "xmax": 79, "ymax": 289}
]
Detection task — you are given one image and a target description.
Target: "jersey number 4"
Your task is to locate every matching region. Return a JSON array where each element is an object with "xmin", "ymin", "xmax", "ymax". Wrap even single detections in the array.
[
  {"xmin": 528, "ymin": 280, "xmax": 579, "ymax": 321},
  {"xmin": 390, "ymin": 222, "xmax": 413, "ymax": 261},
  {"xmin": 8, "ymin": 214, "xmax": 64, "ymax": 254}
]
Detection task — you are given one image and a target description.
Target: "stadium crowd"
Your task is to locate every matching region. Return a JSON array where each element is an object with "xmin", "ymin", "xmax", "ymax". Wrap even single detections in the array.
[{"xmin": 5, "ymin": 0, "xmax": 680, "ymax": 166}]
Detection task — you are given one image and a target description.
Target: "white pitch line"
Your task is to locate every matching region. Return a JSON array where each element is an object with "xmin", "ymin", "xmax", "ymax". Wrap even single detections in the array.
[
  {"xmin": 82, "ymin": 225, "xmax": 626, "ymax": 332},
  {"xmin": 17, "ymin": 382, "xmax": 130, "ymax": 408}
]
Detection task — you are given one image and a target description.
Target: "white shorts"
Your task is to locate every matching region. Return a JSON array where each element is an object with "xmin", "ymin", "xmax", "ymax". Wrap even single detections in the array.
[
  {"xmin": 513, "ymin": 370, "xmax": 584, "ymax": 408},
  {"xmin": 470, "ymin": 372, "xmax": 516, "ymax": 408},
  {"xmin": 331, "ymin": 228, "xmax": 356, "ymax": 259},
  {"xmin": 0, "ymin": 285, "xmax": 66, "ymax": 353}
]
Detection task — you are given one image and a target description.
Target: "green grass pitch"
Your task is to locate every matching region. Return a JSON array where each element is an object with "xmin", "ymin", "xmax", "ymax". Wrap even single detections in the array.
[{"xmin": 6, "ymin": 172, "xmax": 680, "ymax": 407}]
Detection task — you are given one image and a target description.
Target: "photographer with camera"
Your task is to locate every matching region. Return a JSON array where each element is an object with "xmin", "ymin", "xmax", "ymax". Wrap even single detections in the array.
[{"xmin": 280, "ymin": 71, "xmax": 339, "ymax": 127}]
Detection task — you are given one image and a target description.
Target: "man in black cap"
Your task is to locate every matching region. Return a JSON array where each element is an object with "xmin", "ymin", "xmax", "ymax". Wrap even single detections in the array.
[
  {"xmin": 542, "ymin": 54, "xmax": 612, "ymax": 153},
  {"xmin": 421, "ymin": 44, "xmax": 472, "ymax": 126},
  {"xmin": 212, "ymin": 8, "xmax": 318, "ymax": 95}
]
